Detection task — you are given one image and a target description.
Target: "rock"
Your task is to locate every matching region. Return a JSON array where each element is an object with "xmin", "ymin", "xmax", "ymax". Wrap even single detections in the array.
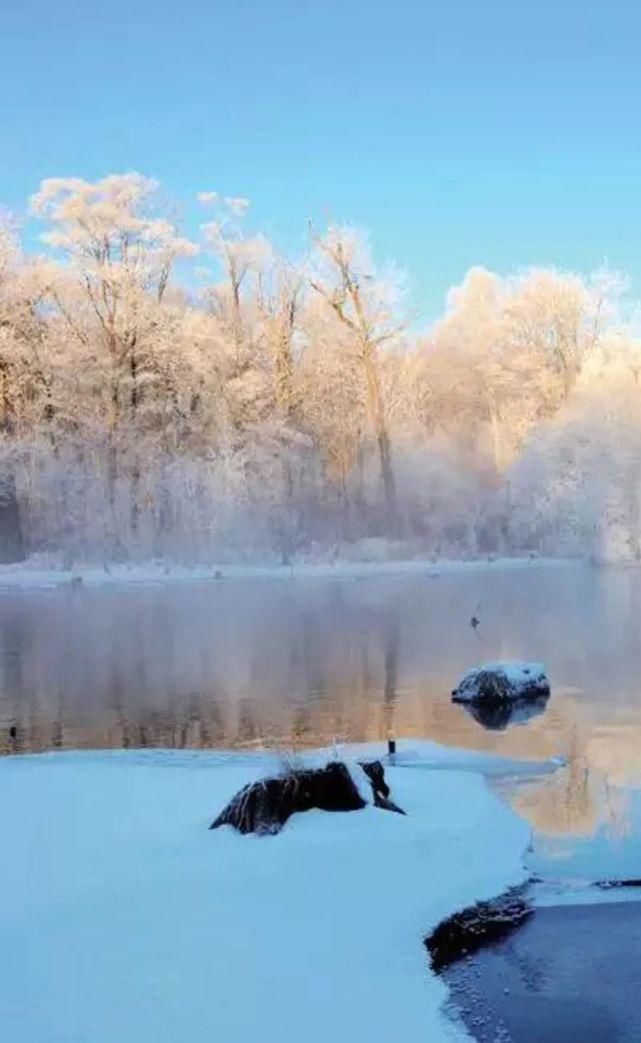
[
  {"xmin": 426, "ymin": 886, "xmax": 532, "ymax": 972},
  {"xmin": 210, "ymin": 759, "xmax": 404, "ymax": 835},
  {"xmin": 360, "ymin": 759, "xmax": 389, "ymax": 798},
  {"xmin": 452, "ymin": 661, "xmax": 550, "ymax": 704}
]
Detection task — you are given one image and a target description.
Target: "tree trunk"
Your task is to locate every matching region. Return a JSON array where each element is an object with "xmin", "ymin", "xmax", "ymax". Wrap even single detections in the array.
[
  {"xmin": 107, "ymin": 363, "xmax": 120, "ymax": 512},
  {"xmin": 362, "ymin": 350, "xmax": 397, "ymax": 526},
  {"xmin": 129, "ymin": 351, "xmax": 140, "ymax": 539},
  {"xmin": 276, "ymin": 338, "xmax": 294, "ymax": 416},
  {"xmin": 487, "ymin": 386, "xmax": 506, "ymax": 475}
]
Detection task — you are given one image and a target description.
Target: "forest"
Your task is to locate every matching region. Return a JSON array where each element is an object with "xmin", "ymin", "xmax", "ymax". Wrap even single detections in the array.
[{"xmin": 0, "ymin": 172, "xmax": 638, "ymax": 566}]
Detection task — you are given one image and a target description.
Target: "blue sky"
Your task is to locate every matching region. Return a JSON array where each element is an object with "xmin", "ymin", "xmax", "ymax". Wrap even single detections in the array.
[{"xmin": 2, "ymin": 0, "xmax": 641, "ymax": 321}]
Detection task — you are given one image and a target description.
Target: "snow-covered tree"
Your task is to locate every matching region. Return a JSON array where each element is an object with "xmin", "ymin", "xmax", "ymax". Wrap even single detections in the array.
[{"xmin": 0, "ymin": 173, "xmax": 634, "ymax": 565}]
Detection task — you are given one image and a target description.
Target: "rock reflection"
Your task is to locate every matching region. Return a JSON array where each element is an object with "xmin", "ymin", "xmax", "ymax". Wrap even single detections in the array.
[{"xmin": 462, "ymin": 695, "xmax": 550, "ymax": 732}]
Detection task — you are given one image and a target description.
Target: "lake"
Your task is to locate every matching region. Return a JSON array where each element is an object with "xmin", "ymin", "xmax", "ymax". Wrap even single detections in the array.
[{"xmin": 2, "ymin": 559, "xmax": 641, "ymax": 872}]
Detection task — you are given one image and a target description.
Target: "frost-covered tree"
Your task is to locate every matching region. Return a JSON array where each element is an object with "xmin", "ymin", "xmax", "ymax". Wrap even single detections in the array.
[
  {"xmin": 29, "ymin": 175, "xmax": 198, "ymax": 549},
  {"xmin": 0, "ymin": 173, "xmax": 635, "ymax": 565},
  {"xmin": 310, "ymin": 227, "xmax": 405, "ymax": 527}
]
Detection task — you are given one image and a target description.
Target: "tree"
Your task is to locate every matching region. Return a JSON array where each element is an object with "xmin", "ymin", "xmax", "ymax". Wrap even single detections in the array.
[
  {"xmin": 310, "ymin": 226, "xmax": 404, "ymax": 528},
  {"xmin": 0, "ymin": 171, "xmax": 633, "ymax": 566},
  {"xmin": 31, "ymin": 174, "xmax": 197, "ymax": 545}
]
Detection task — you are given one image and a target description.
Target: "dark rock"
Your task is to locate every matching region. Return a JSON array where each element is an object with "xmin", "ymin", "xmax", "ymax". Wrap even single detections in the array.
[
  {"xmin": 371, "ymin": 791, "xmax": 406, "ymax": 815},
  {"xmin": 360, "ymin": 759, "xmax": 405, "ymax": 814},
  {"xmin": 360, "ymin": 759, "xmax": 390, "ymax": 798},
  {"xmin": 210, "ymin": 758, "xmax": 404, "ymax": 835},
  {"xmin": 426, "ymin": 886, "xmax": 532, "ymax": 972}
]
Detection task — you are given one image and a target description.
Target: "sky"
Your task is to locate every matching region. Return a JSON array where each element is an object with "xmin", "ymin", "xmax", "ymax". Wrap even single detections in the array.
[{"xmin": 2, "ymin": 0, "xmax": 641, "ymax": 321}]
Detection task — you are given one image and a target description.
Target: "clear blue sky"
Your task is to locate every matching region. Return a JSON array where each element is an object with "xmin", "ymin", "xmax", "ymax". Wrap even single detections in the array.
[{"xmin": 2, "ymin": 0, "xmax": 641, "ymax": 320}]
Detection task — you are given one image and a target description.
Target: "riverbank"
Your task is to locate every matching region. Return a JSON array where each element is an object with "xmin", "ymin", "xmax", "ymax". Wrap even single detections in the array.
[{"xmin": 0, "ymin": 553, "xmax": 578, "ymax": 591}]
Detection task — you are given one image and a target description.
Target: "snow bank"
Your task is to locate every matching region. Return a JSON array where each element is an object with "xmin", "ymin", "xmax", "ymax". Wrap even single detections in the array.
[
  {"xmin": 0, "ymin": 746, "xmax": 533, "ymax": 1042},
  {"xmin": 0, "ymin": 554, "xmax": 576, "ymax": 592}
]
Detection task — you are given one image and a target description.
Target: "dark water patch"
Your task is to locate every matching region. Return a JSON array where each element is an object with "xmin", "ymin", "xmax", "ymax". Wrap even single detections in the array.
[
  {"xmin": 595, "ymin": 877, "xmax": 641, "ymax": 890},
  {"xmin": 444, "ymin": 901, "xmax": 641, "ymax": 1042}
]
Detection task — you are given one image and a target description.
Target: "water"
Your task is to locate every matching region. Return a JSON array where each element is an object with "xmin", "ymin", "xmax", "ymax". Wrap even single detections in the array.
[
  {"xmin": 445, "ymin": 902, "xmax": 641, "ymax": 1042},
  {"xmin": 2, "ymin": 560, "xmax": 641, "ymax": 859}
]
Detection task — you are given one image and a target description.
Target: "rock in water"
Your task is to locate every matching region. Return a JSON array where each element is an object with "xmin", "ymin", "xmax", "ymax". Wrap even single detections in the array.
[
  {"xmin": 452, "ymin": 661, "xmax": 550, "ymax": 703},
  {"xmin": 210, "ymin": 759, "xmax": 404, "ymax": 835}
]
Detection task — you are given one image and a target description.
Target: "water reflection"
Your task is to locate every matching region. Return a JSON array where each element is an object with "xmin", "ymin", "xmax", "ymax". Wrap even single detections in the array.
[
  {"xmin": 1, "ymin": 562, "xmax": 641, "ymax": 848},
  {"xmin": 462, "ymin": 695, "xmax": 550, "ymax": 731}
]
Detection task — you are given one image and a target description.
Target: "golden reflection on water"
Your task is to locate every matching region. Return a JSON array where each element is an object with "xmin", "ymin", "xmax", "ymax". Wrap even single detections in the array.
[
  {"xmin": 1, "ymin": 563, "xmax": 641, "ymax": 843},
  {"xmin": 1, "ymin": 672, "xmax": 638, "ymax": 842}
]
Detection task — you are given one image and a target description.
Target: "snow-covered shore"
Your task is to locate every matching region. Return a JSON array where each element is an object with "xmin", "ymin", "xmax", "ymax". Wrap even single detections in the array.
[
  {"xmin": 0, "ymin": 554, "xmax": 578, "ymax": 592},
  {"xmin": 0, "ymin": 742, "xmax": 546, "ymax": 1042}
]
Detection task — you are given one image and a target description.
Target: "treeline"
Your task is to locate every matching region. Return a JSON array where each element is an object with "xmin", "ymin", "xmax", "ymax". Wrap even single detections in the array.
[{"xmin": 0, "ymin": 173, "xmax": 639, "ymax": 565}]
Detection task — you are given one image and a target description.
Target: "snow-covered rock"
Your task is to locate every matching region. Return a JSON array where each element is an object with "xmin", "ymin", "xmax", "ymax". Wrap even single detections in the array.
[
  {"xmin": 210, "ymin": 759, "xmax": 404, "ymax": 835},
  {"xmin": 452, "ymin": 661, "xmax": 550, "ymax": 703}
]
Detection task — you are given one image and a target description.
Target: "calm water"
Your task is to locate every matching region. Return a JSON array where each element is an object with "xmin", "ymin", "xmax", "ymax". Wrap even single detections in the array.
[
  {"xmin": 2, "ymin": 560, "xmax": 641, "ymax": 858},
  {"xmin": 445, "ymin": 902, "xmax": 641, "ymax": 1042}
]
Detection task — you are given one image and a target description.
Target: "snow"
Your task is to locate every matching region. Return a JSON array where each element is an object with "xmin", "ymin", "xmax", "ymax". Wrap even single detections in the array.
[
  {"xmin": 0, "ymin": 554, "xmax": 578, "ymax": 592},
  {"xmin": 0, "ymin": 744, "xmax": 539, "ymax": 1043},
  {"xmin": 452, "ymin": 660, "xmax": 550, "ymax": 702}
]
